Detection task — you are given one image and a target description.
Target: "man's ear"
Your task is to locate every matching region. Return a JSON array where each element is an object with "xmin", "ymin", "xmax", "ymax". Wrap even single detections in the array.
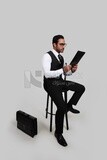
[{"xmin": 53, "ymin": 43, "xmax": 56, "ymax": 48}]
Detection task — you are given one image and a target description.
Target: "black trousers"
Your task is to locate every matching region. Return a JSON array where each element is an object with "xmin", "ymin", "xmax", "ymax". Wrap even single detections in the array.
[{"xmin": 43, "ymin": 78, "xmax": 85, "ymax": 134}]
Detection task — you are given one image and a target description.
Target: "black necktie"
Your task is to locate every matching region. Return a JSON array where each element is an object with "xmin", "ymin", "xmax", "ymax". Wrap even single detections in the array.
[{"xmin": 58, "ymin": 54, "xmax": 64, "ymax": 66}]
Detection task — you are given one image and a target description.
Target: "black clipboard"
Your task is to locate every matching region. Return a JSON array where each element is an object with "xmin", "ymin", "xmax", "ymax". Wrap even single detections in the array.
[{"xmin": 70, "ymin": 50, "xmax": 85, "ymax": 66}]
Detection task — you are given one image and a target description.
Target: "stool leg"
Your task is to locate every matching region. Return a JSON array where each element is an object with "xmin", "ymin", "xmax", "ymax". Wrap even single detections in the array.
[
  {"xmin": 64, "ymin": 91, "xmax": 69, "ymax": 130},
  {"xmin": 65, "ymin": 113, "xmax": 69, "ymax": 130},
  {"xmin": 46, "ymin": 93, "xmax": 49, "ymax": 118},
  {"xmin": 50, "ymin": 98, "xmax": 53, "ymax": 132}
]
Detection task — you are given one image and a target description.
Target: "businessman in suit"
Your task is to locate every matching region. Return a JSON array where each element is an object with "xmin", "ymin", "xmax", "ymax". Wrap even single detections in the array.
[{"xmin": 42, "ymin": 35, "xmax": 85, "ymax": 147}]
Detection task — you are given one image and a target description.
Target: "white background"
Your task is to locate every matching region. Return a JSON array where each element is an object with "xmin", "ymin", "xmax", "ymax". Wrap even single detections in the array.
[{"xmin": 0, "ymin": 0, "xmax": 107, "ymax": 160}]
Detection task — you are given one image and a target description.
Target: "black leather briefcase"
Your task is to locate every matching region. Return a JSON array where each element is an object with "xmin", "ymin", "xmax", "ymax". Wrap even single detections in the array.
[{"xmin": 16, "ymin": 110, "xmax": 38, "ymax": 137}]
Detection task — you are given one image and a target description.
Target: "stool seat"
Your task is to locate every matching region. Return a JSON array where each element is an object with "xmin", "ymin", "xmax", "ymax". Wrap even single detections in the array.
[{"xmin": 45, "ymin": 90, "xmax": 69, "ymax": 132}]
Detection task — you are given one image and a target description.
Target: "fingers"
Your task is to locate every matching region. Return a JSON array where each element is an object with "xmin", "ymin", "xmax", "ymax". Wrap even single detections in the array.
[
  {"xmin": 68, "ymin": 65, "xmax": 72, "ymax": 70},
  {"xmin": 71, "ymin": 64, "xmax": 78, "ymax": 72},
  {"xmin": 73, "ymin": 66, "xmax": 77, "ymax": 69},
  {"xmin": 63, "ymin": 64, "xmax": 78, "ymax": 73},
  {"xmin": 72, "ymin": 64, "xmax": 78, "ymax": 67},
  {"xmin": 72, "ymin": 64, "xmax": 78, "ymax": 69},
  {"xmin": 63, "ymin": 65, "xmax": 72, "ymax": 73}
]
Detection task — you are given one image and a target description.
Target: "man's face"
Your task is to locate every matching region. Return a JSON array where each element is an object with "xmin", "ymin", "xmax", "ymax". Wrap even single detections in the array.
[{"xmin": 53, "ymin": 38, "xmax": 66, "ymax": 53}]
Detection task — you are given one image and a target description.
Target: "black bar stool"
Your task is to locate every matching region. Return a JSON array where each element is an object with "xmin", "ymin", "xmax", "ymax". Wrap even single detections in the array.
[{"xmin": 45, "ymin": 90, "xmax": 69, "ymax": 132}]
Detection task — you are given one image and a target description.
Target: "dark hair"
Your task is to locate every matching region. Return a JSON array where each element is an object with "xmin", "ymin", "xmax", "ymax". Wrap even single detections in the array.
[{"xmin": 52, "ymin": 35, "xmax": 64, "ymax": 44}]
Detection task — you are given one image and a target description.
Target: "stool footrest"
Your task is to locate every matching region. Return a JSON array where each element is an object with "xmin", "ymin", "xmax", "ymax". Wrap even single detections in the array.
[{"xmin": 46, "ymin": 111, "xmax": 55, "ymax": 116}]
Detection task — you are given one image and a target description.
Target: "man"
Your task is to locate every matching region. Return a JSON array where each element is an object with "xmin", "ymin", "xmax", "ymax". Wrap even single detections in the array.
[{"xmin": 42, "ymin": 35, "xmax": 85, "ymax": 147}]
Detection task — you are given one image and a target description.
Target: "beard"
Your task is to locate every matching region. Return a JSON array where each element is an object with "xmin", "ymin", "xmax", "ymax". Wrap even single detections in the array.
[
  {"xmin": 54, "ymin": 47, "xmax": 64, "ymax": 53},
  {"xmin": 60, "ymin": 48, "xmax": 64, "ymax": 53}
]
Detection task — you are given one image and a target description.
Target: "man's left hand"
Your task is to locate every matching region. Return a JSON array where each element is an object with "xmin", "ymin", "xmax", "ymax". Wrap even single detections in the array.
[{"xmin": 71, "ymin": 64, "xmax": 78, "ymax": 73}]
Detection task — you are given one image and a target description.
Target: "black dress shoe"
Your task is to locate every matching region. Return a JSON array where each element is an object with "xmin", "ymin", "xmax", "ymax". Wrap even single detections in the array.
[
  {"xmin": 54, "ymin": 132, "xmax": 68, "ymax": 147},
  {"xmin": 68, "ymin": 105, "xmax": 80, "ymax": 114}
]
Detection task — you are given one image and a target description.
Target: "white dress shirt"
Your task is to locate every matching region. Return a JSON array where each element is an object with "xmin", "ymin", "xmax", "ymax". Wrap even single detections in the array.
[{"xmin": 42, "ymin": 49, "xmax": 72, "ymax": 78}]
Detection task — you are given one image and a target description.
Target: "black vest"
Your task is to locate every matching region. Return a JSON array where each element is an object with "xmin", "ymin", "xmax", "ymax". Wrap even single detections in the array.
[{"xmin": 44, "ymin": 51, "xmax": 64, "ymax": 83}]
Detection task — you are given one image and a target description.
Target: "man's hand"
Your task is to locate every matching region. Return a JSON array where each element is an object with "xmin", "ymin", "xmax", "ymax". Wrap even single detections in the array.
[
  {"xmin": 63, "ymin": 65, "xmax": 72, "ymax": 73},
  {"xmin": 71, "ymin": 64, "xmax": 78, "ymax": 73}
]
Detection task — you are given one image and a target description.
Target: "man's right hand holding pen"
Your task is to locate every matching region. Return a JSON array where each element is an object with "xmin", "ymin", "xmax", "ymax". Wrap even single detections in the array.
[{"xmin": 63, "ymin": 64, "xmax": 78, "ymax": 74}]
